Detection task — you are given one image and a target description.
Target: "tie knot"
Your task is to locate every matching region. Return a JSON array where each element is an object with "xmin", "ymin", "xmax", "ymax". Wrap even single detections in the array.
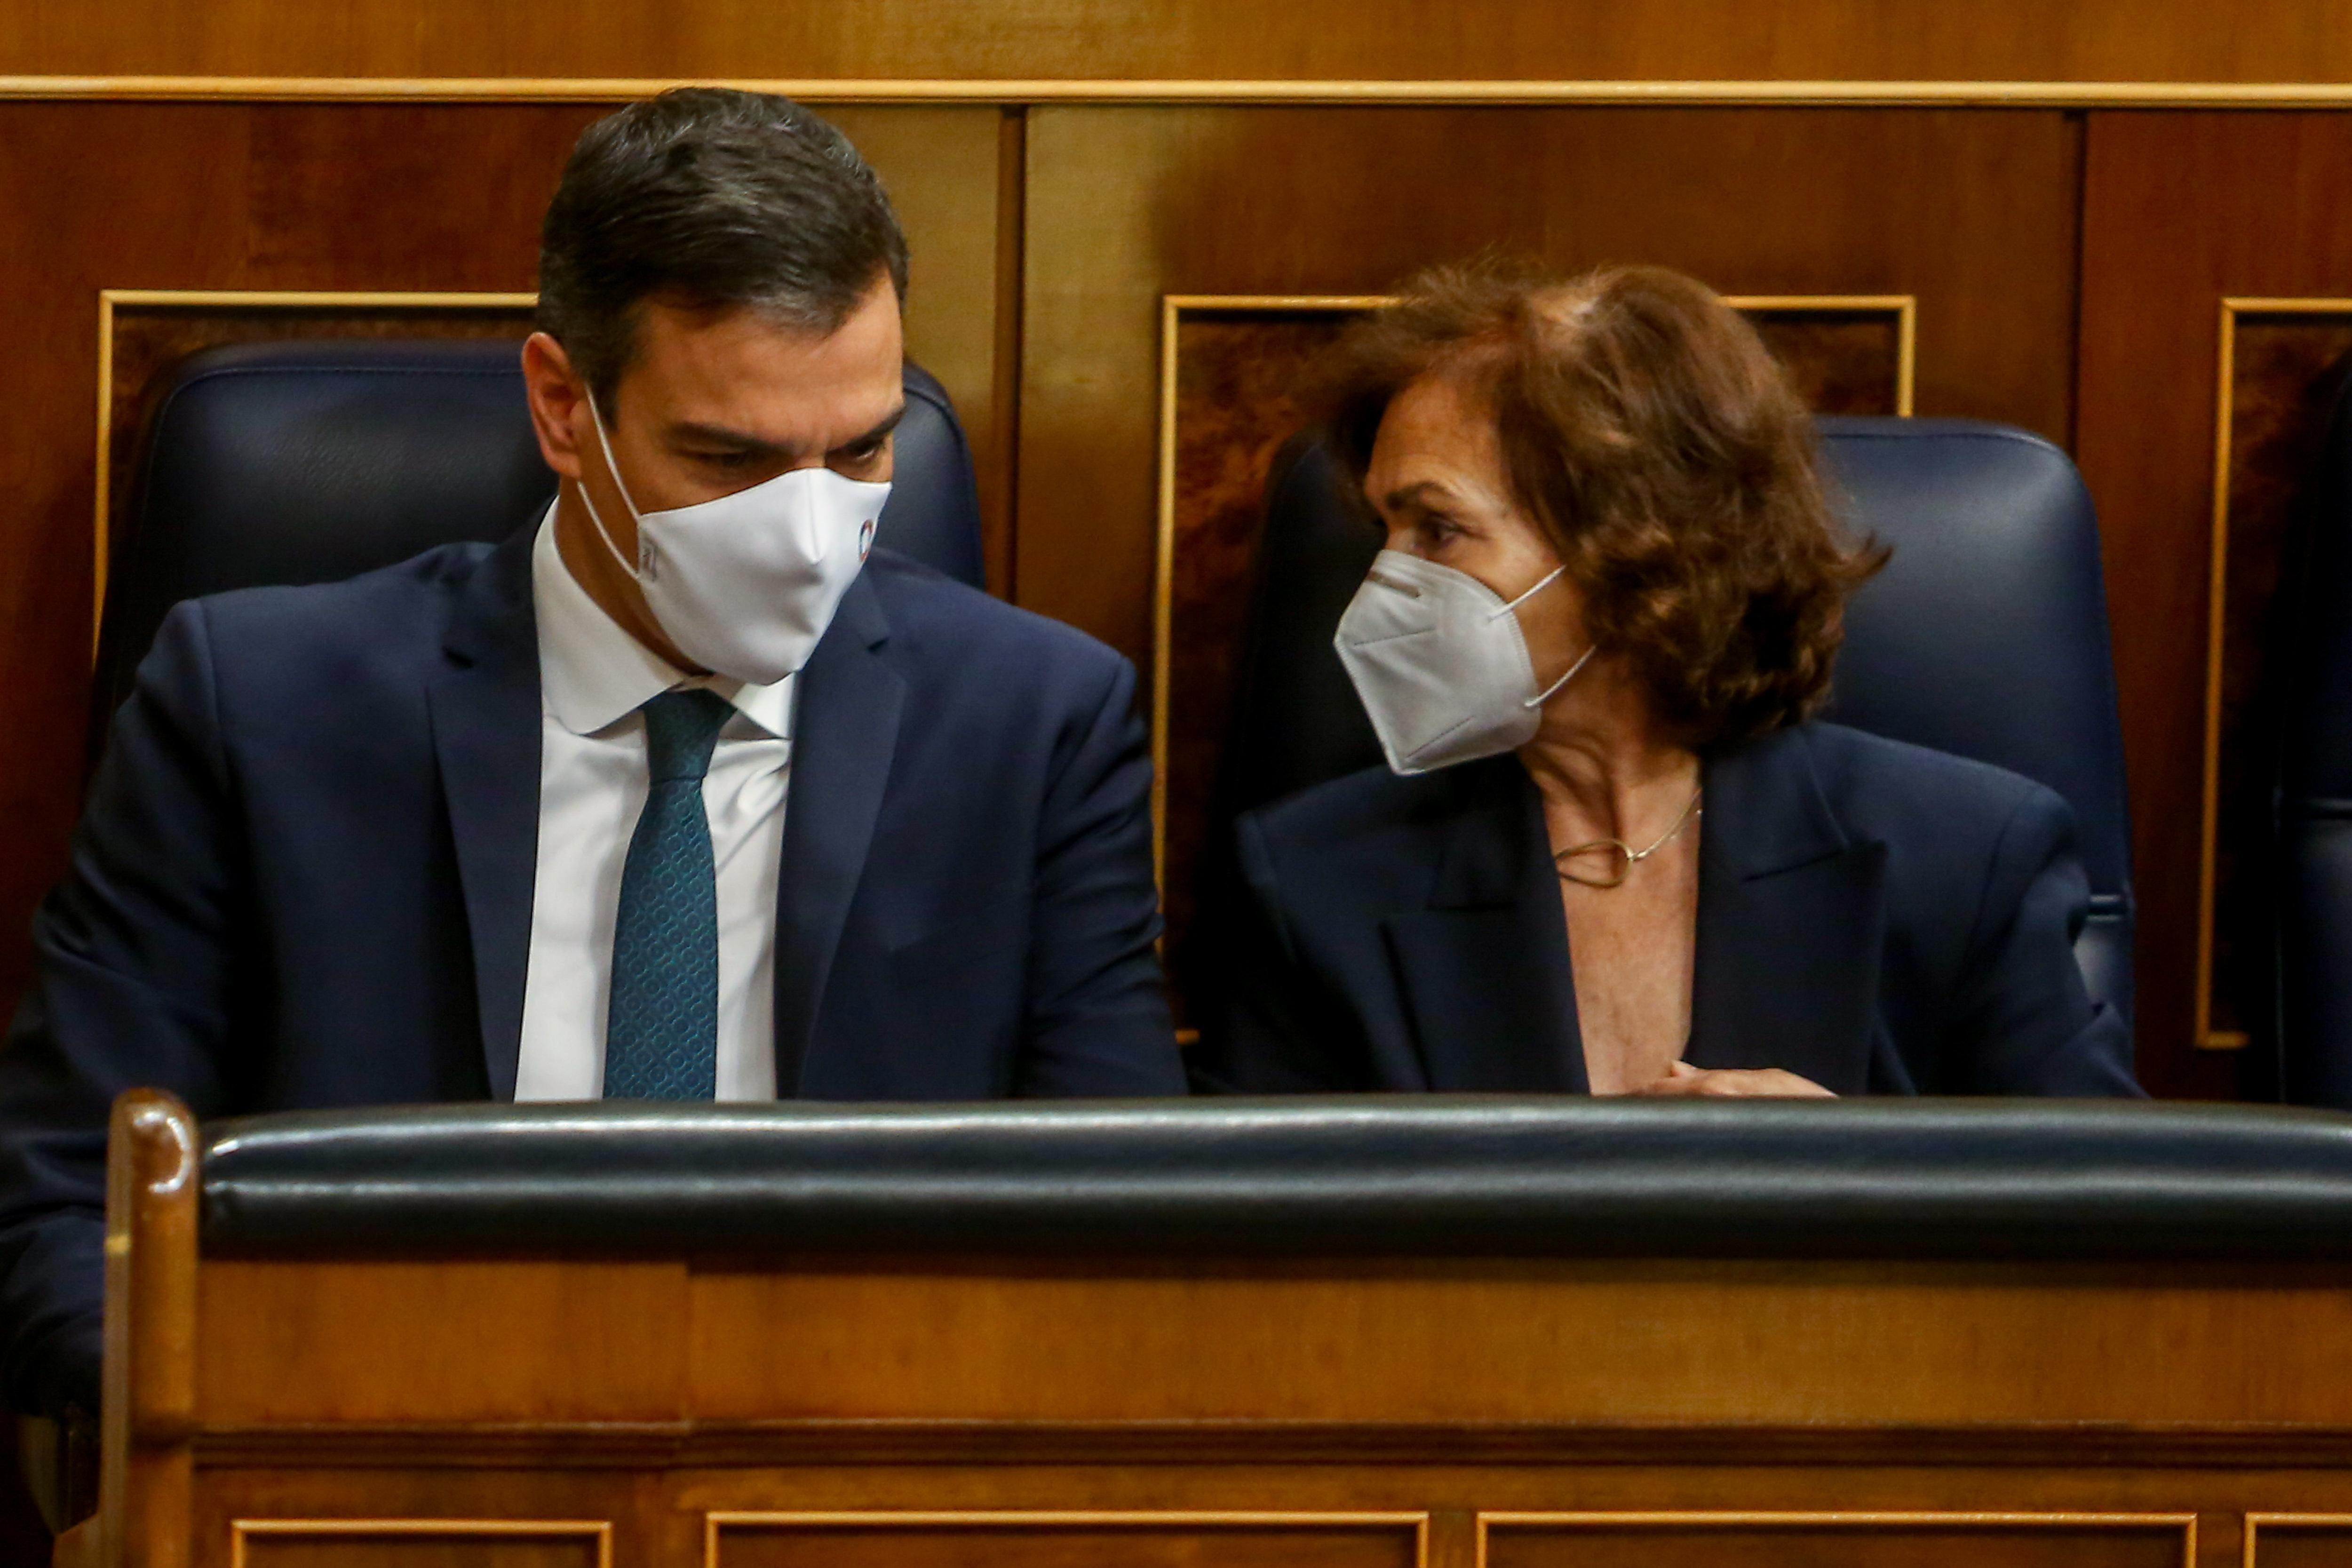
[{"xmin": 641, "ymin": 688, "xmax": 735, "ymax": 783}]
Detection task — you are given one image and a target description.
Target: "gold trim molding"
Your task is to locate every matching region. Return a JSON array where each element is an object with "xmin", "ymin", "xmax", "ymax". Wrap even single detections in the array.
[
  {"xmin": 231, "ymin": 1518, "xmax": 612, "ymax": 1568},
  {"xmin": 93, "ymin": 287, "xmax": 538, "ymax": 657},
  {"xmin": 18, "ymin": 76, "xmax": 2352, "ymax": 107},
  {"xmin": 706, "ymin": 1509, "xmax": 1430, "ymax": 1568},
  {"xmin": 2194, "ymin": 296, "xmax": 2352, "ymax": 1051},
  {"xmin": 1475, "ymin": 1511, "xmax": 2198, "ymax": 1568}
]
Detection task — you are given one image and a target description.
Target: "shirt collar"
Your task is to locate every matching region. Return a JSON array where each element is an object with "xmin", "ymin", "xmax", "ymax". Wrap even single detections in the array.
[{"xmin": 531, "ymin": 503, "xmax": 794, "ymax": 740}]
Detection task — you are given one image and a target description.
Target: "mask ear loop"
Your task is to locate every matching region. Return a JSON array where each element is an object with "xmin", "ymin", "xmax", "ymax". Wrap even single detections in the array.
[
  {"xmin": 1524, "ymin": 642, "xmax": 1597, "ymax": 709},
  {"xmin": 1492, "ymin": 564, "xmax": 1593, "ymax": 709},
  {"xmin": 577, "ymin": 391, "xmax": 648, "ymax": 582}
]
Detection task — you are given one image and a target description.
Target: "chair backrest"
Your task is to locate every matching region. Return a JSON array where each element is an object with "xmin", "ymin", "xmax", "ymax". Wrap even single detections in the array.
[
  {"xmin": 2277, "ymin": 384, "xmax": 2352, "ymax": 1106},
  {"xmin": 94, "ymin": 338, "xmax": 985, "ymax": 718},
  {"xmin": 1217, "ymin": 417, "xmax": 2136, "ymax": 1026}
]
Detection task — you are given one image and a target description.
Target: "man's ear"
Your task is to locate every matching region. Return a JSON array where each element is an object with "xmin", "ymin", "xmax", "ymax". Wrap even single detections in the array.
[{"xmin": 521, "ymin": 332, "xmax": 588, "ymax": 481}]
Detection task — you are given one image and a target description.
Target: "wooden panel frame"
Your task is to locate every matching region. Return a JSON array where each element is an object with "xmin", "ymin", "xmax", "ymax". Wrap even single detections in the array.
[
  {"xmin": 2194, "ymin": 296, "xmax": 2352, "ymax": 1050},
  {"xmin": 230, "ymin": 1518, "xmax": 614, "ymax": 1568},
  {"xmin": 21, "ymin": 80, "xmax": 2352, "ymax": 108},
  {"xmin": 2245, "ymin": 1512, "xmax": 2352, "ymax": 1565},
  {"xmin": 1148, "ymin": 289, "xmax": 1918, "ymax": 884},
  {"xmin": 1476, "ymin": 1511, "xmax": 2199, "ymax": 1568},
  {"xmin": 704, "ymin": 1509, "xmax": 1431, "ymax": 1568},
  {"xmin": 93, "ymin": 286, "xmax": 540, "ymax": 653}
]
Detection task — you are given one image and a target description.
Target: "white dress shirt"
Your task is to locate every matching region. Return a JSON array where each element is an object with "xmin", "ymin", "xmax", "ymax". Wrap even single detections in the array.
[{"xmin": 515, "ymin": 508, "xmax": 795, "ymax": 1101}]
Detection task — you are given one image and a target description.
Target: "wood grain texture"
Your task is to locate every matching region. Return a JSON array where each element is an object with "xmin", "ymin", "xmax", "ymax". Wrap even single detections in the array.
[
  {"xmin": 711, "ymin": 1517, "xmax": 1420, "ymax": 1568},
  {"xmin": 122, "ymin": 1242, "xmax": 2352, "ymax": 1567},
  {"xmin": 2076, "ymin": 112, "xmax": 2352, "ymax": 1098},
  {"xmin": 1481, "ymin": 1516, "xmax": 2190, "ymax": 1568},
  {"xmin": 1021, "ymin": 106, "xmax": 2077, "ymax": 666},
  {"xmin": 682, "ymin": 1259, "xmax": 2352, "ymax": 1428},
  {"xmin": 196, "ymin": 1260, "xmax": 689, "ymax": 1425},
  {"xmin": 5, "ymin": 0, "xmax": 2352, "ymax": 84},
  {"xmin": 234, "ymin": 1531, "xmax": 603, "ymax": 1568},
  {"xmin": 0, "ymin": 100, "xmax": 1000, "ymax": 1031},
  {"xmin": 103, "ymin": 1090, "xmax": 200, "ymax": 1568}
]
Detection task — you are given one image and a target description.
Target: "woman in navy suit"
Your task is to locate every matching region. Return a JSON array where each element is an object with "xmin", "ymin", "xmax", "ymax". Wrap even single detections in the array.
[{"xmin": 1196, "ymin": 262, "xmax": 2141, "ymax": 1098}]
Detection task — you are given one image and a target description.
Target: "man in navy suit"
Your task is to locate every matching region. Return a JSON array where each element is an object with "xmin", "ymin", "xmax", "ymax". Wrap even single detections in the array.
[{"xmin": 0, "ymin": 88, "xmax": 1182, "ymax": 1419}]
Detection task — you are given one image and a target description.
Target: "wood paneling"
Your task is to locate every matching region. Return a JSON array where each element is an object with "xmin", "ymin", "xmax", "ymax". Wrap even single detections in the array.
[
  {"xmin": 233, "ymin": 1523, "xmax": 607, "ymax": 1568},
  {"xmin": 710, "ymin": 1515, "xmax": 1422, "ymax": 1568},
  {"xmin": 683, "ymin": 1259, "xmax": 2352, "ymax": 1427},
  {"xmin": 2247, "ymin": 1516, "xmax": 2352, "ymax": 1568},
  {"xmin": 2077, "ymin": 112, "xmax": 2352, "ymax": 1098},
  {"xmin": 197, "ymin": 1260, "xmax": 688, "ymax": 1424},
  {"xmin": 1480, "ymin": 1514, "xmax": 2192, "ymax": 1568},
  {"xmin": 4, "ymin": 0, "xmax": 2352, "ymax": 85},
  {"xmin": 2197, "ymin": 309, "xmax": 2352, "ymax": 1051},
  {"xmin": 1021, "ymin": 106, "xmax": 2078, "ymax": 667},
  {"xmin": 0, "ymin": 100, "xmax": 1002, "ymax": 1027}
]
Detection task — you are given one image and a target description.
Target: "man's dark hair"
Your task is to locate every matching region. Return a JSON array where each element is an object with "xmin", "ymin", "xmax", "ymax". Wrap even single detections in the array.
[{"xmin": 537, "ymin": 87, "xmax": 909, "ymax": 403}]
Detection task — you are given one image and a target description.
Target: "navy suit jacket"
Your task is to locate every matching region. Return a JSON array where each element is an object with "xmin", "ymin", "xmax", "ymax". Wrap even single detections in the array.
[
  {"xmin": 0, "ymin": 528, "xmax": 1182, "ymax": 1417},
  {"xmin": 1195, "ymin": 722, "xmax": 2142, "ymax": 1100}
]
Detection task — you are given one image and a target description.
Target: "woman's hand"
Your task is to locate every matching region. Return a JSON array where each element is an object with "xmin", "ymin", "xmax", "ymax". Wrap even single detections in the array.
[{"xmin": 1632, "ymin": 1060, "xmax": 1836, "ymax": 1098}]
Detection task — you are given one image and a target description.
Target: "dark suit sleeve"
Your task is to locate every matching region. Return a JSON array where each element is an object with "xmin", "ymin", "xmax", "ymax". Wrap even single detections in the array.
[
  {"xmin": 1192, "ymin": 814, "xmax": 1372, "ymax": 1092},
  {"xmin": 1010, "ymin": 652, "xmax": 1185, "ymax": 1095},
  {"xmin": 0, "ymin": 603, "xmax": 247, "ymax": 1417},
  {"xmin": 1946, "ymin": 786, "xmax": 2144, "ymax": 1097}
]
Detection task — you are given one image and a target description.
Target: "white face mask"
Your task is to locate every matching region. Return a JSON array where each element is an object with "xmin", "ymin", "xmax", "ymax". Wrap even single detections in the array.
[
  {"xmin": 1333, "ymin": 549, "xmax": 1594, "ymax": 776},
  {"xmin": 577, "ymin": 394, "xmax": 891, "ymax": 685}
]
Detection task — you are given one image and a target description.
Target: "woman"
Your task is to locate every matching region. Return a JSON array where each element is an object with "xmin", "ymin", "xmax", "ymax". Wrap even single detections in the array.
[{"xmin": 1197, "ymin": 262, "xmax": 2141, "ymax": 1098}]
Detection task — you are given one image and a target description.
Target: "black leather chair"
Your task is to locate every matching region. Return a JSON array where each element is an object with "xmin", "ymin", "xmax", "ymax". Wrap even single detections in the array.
[
  {"xmin": 94, "ymin": 338, "xmax": 985, "ymax": 722},
  {"xmin": 2277, "ymin": 382, "xmax": 2352, "ymax": 1107},
  {"xmin": 1214, "ymin": 417, "xmax": 2136, "ymax": 1027}
]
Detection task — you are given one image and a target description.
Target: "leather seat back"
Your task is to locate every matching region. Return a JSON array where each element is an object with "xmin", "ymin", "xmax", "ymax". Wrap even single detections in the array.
[
  {"xmin": 1218, "ymin": 417, "xmax": 2136, "ymax": 1026},
  {"xmin": 2278, "ymin": 384, "xmax": 2352, "ymax": 1105},
  {"xmin": 95, "ymin": 338, "xmax": 984, "ymax": 718}
]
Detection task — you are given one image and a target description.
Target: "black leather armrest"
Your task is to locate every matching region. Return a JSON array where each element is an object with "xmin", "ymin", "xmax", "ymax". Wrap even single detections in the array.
[{"xmin": 199, "ymin": 1097, "xmax": 2352, "ymax": 1263}]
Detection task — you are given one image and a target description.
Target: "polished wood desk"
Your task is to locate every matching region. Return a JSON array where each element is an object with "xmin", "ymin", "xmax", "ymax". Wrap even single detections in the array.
[{"xmin": 66, "ymin": 1089, "xmax": 2352, "ymax": 1568}]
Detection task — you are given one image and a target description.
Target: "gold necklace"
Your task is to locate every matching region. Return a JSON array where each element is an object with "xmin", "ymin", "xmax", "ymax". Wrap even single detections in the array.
[{"xmin": 1553, "ymin": 786, "xmax": 1703, "ymax": 889}]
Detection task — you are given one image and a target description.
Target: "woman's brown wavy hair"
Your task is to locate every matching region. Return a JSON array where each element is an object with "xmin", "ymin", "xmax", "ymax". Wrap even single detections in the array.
[{"xmin": 1320, "ymin": 260, "xmax": 1887, "ymax": 747}]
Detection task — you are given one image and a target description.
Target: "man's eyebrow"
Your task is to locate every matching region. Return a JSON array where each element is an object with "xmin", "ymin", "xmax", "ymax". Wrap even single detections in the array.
[
  {"xmin": 663, "ymin": 401, "xmax": 907, "ymax": 457},
  {"xmin": 833, "ymin": 401, "xmax": 907, "ymax": 453},
  {"xmin": 667, "ymin": 420, "xmax": 789, "ymax": 455}
]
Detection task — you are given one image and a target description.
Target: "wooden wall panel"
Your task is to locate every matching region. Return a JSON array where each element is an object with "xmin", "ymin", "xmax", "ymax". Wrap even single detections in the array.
[
  {"xmin": 1020, "ymin": 105, "xmax": 2080, "ymax": 664},
  {"xmin": 0, "ymin": 101, "xmax": 1003, "ymax": 1022},
  {"xmin": 4, "ymin": 0, "xmax": 2352, "ymax": 85},
  {"xmin": 709, "ymin": 1515, "xmax": 1422, "ymax": 1568},
  {"xmin": 1479, "ymin": 1515, "xmax": 2191, "ymax": 1568},
  {"xmin": 2077, "ymin": 113, "xmax": 2352, "ymax": 1099}
]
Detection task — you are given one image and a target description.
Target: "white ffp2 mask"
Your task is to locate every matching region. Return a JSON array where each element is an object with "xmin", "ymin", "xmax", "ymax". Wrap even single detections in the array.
[
  {"xmin": 1333, "ymin": 550, "xmax": 1592, "ymax": 776},
  {"xmin": 578, "ymin": 395, "xmax": 891, "ymax": 685}
]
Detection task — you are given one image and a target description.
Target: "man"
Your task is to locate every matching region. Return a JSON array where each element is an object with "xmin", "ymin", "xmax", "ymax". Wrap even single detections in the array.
[{"xmin": 0, "ymin": 88, "xmax": 1183, "ymax": 1419}]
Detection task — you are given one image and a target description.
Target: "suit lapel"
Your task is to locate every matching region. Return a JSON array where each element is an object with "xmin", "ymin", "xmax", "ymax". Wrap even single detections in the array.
[
  {"xmin": 425, "ymin": 530, "xmax": 543, "ymax": 1101},
  {"xmin": 1383, "ymin": 762, "xmax": 1586, "ymax": 1092},
  {"xmin": 773, "ymin": 574, "xmax": 905, "ymax": 1094},
  {"xmin": 1686, "ymin": 728, "xmax": 1887, "ymax": 1094}
]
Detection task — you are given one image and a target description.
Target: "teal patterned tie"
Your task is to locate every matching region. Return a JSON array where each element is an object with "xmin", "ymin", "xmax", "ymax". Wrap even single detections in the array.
[{"xmin": 603, "ymin": 688, "xmax": 735, "ymax": 1100}]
